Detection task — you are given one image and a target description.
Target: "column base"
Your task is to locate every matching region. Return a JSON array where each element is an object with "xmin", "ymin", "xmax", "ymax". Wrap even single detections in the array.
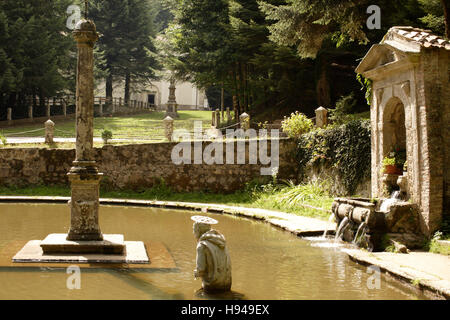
[{"xmin": 41, "ymin": 234, "xmax": 125, "ymax": 255}]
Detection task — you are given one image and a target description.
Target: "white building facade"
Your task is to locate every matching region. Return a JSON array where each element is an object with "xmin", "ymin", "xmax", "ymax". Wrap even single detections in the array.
[{"xmin": 95, "ymin": 79, "xmax": 210, "ymax": 111}]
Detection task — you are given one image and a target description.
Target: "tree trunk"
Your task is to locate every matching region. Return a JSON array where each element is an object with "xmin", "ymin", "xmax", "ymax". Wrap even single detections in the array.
[
  {"xmin": 232, "ymin": 68, "xmax": 240, "ymax": 121},
  {"xmin": 316, "ymin": 56, "xmax": 331, "ymax": 108},
  {"xmin": 106, "ymin": 72, "xmax": 113, "ymax": 100},
  {"xmin": 124, "ymin": 72, "xmax": 131, "ymax": 105},
  {"xmin": 236, "ymin": 62, "xmax": 243, "ymax": 116},
  {"xmin": 442, "ymin": 0, "xmax": 449, "ymax": 39},
  {"xmin": 221, "ymin": 82, "xmax": 225, "ymax": 118},
  {"xmin": 242, "ymin": 63, "xmax": 248, "ymax": 113}
]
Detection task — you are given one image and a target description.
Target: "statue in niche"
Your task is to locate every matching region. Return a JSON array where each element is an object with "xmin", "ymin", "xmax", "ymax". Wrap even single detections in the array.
[{"xmin": 192, "ymin": 216, "xmax": 232, "ymax": 293}]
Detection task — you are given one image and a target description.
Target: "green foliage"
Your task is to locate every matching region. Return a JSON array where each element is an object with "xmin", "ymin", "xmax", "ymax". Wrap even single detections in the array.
[
  {"xmin": 0, "ymin": 132, "xmax": 6, "ymax": 146},
  {"xmin": 281, "ymin": 111, "xmax": 314, "ymax": 139},
  {"xmin": 418, "ymin": 0, "xmax": 446, "ymax": 35},
  {"xmin": 101, "ymin": 129, "xmax": 113, "ymax": 144},
  {"xmin": 0, "ymin": 0, "xmax": 76, "ymax": 115},
  {"xmin": 90, "ymin": 0, "xmax": 160, "ymax": 100},
  {"xmin": 0, "ymin": 180, "xmax": 333, "ymax": 220},
  {"xmin": 259, "ymin": 0, "xmax": 370, "ymax": 58},
  {"xmin": 427, "ymin": 232, "xmax": 450, "ymax": 255},
  {"xmin": 384, "ymin": 149, "xmax": 407, "ymax": 167},
  {"xmin": 382, "ymin": 157, "xmax": 396, "ymax": 166},
  {"xmin": 357, "ymin": 74, "xmax": 373, "ymax": 106},
  {"xmin": 329, "ymin": 93, "xmax": 359, "ymax": 125},
  {"xmin": 272, "ymin": 180, "xmax": 331, "ymax": 209},
  {"xmin": 295, "ymin": 120, "xmax": 371, "ymax": 196}
]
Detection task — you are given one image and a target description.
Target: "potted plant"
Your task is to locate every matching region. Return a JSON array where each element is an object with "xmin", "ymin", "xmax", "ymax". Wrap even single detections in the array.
[{"xmin": 382, "ymin": 149, "xmax": 406, "ymax": 175}]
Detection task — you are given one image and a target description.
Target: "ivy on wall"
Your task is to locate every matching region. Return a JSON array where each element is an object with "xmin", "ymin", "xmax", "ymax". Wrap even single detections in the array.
[{"xmin": 295, "ymin": 120, "xmax": 371, "ymax": 196}]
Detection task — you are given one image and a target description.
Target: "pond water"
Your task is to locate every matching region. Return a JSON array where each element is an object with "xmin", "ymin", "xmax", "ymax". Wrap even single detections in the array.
[{"xmin": 0, "ymin": 203, "xmax": 427, "ymax": 300}]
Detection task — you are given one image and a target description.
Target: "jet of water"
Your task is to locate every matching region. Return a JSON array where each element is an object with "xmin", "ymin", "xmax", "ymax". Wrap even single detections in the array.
[
  {"xmin": 335, "ymin": 217, "xmax": 349, "ymax": 242},
  {"xmin": 352, "ymin": 222, "xmax": 367, "ymax": 245},
  {"xmin": 322, "ymin": 213, "xmax": 335, "ymax": 239}
]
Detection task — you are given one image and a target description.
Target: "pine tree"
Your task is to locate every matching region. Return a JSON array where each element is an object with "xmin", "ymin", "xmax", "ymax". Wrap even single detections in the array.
[
  {"xmin": 121, "ymin": 0, "xmax": 160, "ymax": 104},
  {"xmin": 419, "ymin": 0, "xmax": 448, "ymax": 36},
  {"xmin": 90, "ymin": 0, "xmax": 160, "ymax": 104},
  {"xmin": 0, "ymin": 0, "xmax": 75, "ymax": 117}
]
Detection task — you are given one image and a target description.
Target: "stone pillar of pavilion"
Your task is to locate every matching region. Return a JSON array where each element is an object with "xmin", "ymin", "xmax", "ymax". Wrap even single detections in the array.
[
  {"xmin": 165, "ymin": 77, "xmax": 179, "ymax": 118},
  {"xmin": 66, "ymin": 19, "xmax": 104, "ymax": 242}
]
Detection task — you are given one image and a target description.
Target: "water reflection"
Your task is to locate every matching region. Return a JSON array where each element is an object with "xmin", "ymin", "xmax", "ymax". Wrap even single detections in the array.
[{"xmin": 195, "ymin": 288, "xmax": 246, "ymax": 300}]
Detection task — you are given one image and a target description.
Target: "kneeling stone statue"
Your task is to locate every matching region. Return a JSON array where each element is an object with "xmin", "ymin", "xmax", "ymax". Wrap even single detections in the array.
[{"xmin": 192, "ymin": 216, "xmax": 232, "ymax": 293}]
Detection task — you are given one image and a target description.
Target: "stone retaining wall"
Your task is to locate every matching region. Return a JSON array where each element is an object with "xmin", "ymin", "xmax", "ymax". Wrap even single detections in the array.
[
  {"xmin": 0, "ymin": 140, "xmax": 298, "ymax": 192},
  {"xmin": 0, "ymin": 139, "xmax": 371, "ymax": 195}
]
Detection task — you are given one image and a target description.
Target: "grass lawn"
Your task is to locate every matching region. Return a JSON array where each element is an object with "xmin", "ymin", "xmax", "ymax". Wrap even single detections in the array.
[
  {"xmin": 0, "ymin": 182, "xmax": 334, "ymax": 220},
  {"xmin": 0, "ymin": 110, "xmax": 213, "ymax": 141}
]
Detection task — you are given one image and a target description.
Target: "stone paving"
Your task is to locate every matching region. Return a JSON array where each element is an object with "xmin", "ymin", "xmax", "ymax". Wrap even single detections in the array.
[{"xmin": 343, "ymin": 249, "xmax": 450, "ymax": 299}]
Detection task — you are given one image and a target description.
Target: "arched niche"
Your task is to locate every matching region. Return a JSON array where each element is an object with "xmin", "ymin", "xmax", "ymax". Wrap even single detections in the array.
[{"xmin": 382, "ymin": 97, "xmax": 407, "ymax": 158}]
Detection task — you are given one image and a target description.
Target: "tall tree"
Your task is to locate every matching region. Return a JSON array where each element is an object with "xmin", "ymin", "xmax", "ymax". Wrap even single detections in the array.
[
  {"xmin": 90, "ymin": 0, "xmax": 160, "ymax": 104},
  {"xmin": 90, "ymin": 0, "xmax": 129, "ymax": 101},
  {"xmin": 419, "ymin": 0, "xmax": 448, "ymax": 37},
  {"xmin": 0, "ymin": 0, "xmax": 75, "ymax": 118},
  {"xmin": 121, "ymin": 0, "xmax": 160, "ymax": 104}
]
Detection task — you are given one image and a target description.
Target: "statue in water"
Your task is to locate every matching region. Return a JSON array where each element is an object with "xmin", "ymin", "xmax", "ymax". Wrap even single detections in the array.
[{"xmin": 192, "ymin": 216, "xmax": 232, "ymax": 293}]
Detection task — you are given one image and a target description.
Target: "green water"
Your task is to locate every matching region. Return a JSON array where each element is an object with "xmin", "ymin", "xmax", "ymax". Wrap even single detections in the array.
[{"xmin": 0, "ymin": 203, "xmax": 427, "ymax": 300}]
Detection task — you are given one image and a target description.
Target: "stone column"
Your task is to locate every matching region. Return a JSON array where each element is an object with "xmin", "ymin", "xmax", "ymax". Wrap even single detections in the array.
[
  {"xmin": 315, "ymin": 106, "xmax": 328, "ymax": 128},
  {"xmin": 45, "ymin": 119, "xmax": 55, "ymax": 144},
  {"xmin": 7, "ymin": 108, "xmax": 12, "ymax": 125},
  {"xmin": 67, "ymin": 19, "xmax": 103, "ymax": 242},
  {"xmin": 240, "ymin": 112, "xmax": 250, "ymax": 130},
  {"xmin": 164, "ymin": 116, "xmax": 174, "ymax": 142},
  {"xmin": 165, "ymin": 78, "xmax": 179, "ymax": 118}
]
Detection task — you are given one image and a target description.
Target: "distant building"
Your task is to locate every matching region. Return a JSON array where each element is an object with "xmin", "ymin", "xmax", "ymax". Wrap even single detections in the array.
[{"xmin": 95, "ymin": 79, "xmax": 210, "ymax": 111}]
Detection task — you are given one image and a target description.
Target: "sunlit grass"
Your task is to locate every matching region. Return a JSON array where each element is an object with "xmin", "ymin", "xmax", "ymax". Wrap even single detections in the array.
[
  {"xmin": 0, "ymin": 110, "xmax": 212, "ymax": 140},
  {"xmin": 0, "ymin": 181, "xmax": 333, "ymax": 220}
]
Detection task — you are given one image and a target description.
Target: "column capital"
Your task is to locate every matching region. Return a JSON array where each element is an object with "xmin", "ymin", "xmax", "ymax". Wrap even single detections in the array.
[{"xmin": 73, "ymin": 19, "xmax": 99, "ymax": 46}]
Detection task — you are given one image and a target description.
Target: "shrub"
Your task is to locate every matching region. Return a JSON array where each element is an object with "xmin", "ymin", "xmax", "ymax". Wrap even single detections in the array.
[
  {"xmin": 0, "ymin": 133, "xmax": 6, "ymax": 146},
  {"xmin": 281, "ymin": 111, "xmax": 314, "ymax": 139},
  {"xmin": 101, "ymin": 129, "xmax": 113, "ymax": 144},
  {"xmin": 329, "ymin": 93, "xmax": 358, "ymax": 125},
  {"xmin": 295, "ymin": 119, "xmax": 371, "ymax": 196}
]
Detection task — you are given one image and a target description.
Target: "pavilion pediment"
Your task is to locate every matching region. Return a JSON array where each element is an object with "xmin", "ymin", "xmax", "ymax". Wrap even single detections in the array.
[
  {"xmin": 355, "ymin": 44, "xmax": 415, "ymax": 81},
  {"xmin": 356, "ymin": 26, "xmax": 449, "ymax": 81}
]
